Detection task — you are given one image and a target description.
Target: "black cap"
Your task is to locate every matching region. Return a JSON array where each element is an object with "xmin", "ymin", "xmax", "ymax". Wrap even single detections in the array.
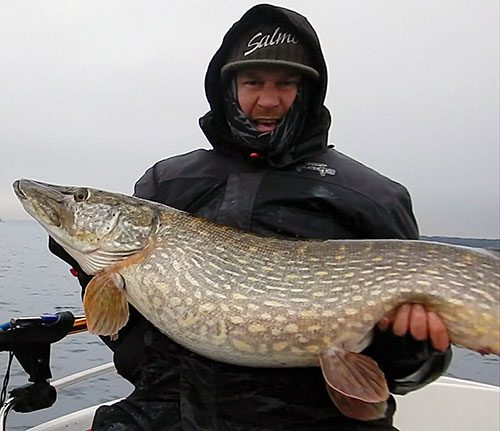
[{"xmin": 221, "ymin": 24, "xmax": 319, "ymax": 79}]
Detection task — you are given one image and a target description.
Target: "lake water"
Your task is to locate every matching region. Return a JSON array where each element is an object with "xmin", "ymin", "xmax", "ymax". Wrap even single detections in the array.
[{"xmin": 1, "ymin": 221, "xmax": 499, "ymax": 430}]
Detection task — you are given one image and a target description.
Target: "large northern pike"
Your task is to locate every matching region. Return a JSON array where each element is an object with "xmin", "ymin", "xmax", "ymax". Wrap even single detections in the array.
[{"xmin": 13, "ymin": 179, "xmax": 499, "ymax": 420}]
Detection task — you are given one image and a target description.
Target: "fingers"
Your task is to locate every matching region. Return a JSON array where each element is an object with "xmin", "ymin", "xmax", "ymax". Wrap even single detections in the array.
[
  {"xmin": 427, "ymin": 311, "xmax": 450, "ymax": 352},
  {"xmin": 377, "ymin": 316, "xmax": 391, "ymax": 332},
  {"xmin": 408, "ymin": 304, "xmax": 428, "ymax": 341},
  {"xmin": 392, "ymin": 304, "xmax": 412, "ymax": 336},
  {"xmin": 377, "ymin": 304, "xmax": 450, "ymax": 351}
]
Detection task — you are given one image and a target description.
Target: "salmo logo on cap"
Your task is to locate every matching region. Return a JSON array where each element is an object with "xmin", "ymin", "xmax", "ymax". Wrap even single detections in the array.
[
  {"xmin": 243, "ymin": 27, "xmax": 299, "ymax": 56},
  {"xmin": 221, "ymin": 24, "xmax": 319, "ymax": 79}
]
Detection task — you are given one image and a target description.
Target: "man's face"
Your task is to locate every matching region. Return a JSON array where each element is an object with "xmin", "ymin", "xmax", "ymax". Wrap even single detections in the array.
[{"xmin": 236, "ymin": 67, "xmax": 301, "ymax": 133}]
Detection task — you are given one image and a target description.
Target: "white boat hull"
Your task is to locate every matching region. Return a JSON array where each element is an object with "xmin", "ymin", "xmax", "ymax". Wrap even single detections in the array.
[{"xmin": 394, "ymin": 377, "xmax": 499, "ymax": 430}]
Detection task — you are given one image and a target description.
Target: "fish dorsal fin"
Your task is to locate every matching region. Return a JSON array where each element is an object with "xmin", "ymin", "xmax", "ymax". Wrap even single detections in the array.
[
  {"xmin": 319, "ymin": 350, "xmax": 389, "ymax": 421},
  {"xmin": 83, "ymin": 271, "xmax": 129, "ymax": 338}
]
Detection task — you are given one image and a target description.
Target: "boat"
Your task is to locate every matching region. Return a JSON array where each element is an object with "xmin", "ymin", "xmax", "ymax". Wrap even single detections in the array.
[
  {"xmin": 1, "ymin": 314, "xmax": 499, "ymax": 430},
  {"xmin": 0, "ymin": 362, "xmax": 497, "ymax": 431}
]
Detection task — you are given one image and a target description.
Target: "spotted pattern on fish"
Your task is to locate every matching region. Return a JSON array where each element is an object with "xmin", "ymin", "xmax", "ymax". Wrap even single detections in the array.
[{"xmin": 13, "ymin": 179, "xmax": 500, "ymax": 368}]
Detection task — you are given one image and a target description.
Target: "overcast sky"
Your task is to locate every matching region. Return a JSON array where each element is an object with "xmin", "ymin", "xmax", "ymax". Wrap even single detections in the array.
[{"xmin": 1, "ymin": 0, "xmax": 498, "ymax": 238}]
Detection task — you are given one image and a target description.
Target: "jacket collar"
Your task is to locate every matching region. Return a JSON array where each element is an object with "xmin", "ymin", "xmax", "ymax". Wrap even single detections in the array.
[{"xmin": 199, "ymin": 105, "xmax": 331, "ymax": 168}]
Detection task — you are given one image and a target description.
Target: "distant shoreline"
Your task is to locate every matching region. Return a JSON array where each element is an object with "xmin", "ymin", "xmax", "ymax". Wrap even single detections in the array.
[{"xmin": 421, "ymin": 235, "xmax": 500, "ymax": 250}]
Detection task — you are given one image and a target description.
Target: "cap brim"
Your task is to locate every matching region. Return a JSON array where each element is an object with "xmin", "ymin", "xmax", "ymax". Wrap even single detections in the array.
[{"xmin": 221, "ymin": 60, "xmax": 319, "ymax": 80}]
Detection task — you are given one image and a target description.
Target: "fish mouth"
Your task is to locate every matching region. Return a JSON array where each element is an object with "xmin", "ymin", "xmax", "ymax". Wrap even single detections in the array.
[
  {"xmin": 13, "ymin": 179, "xmax": 26, "ymax": 200},
  {"xmin": 13, "ymin": 179, "xmax": 65, "ymax": 227}
]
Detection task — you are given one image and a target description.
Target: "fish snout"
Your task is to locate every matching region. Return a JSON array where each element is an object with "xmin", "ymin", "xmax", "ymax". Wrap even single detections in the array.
[
  {"xmin": 13, "ymin": 179, "xmax": 65, "ymax": 227},
  {"xmin": 13, "ymin": 179, "xmax": 26, "ymax": 199}
]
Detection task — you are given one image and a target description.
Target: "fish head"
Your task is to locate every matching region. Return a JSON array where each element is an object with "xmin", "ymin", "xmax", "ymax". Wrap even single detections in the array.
[{"xmin": 13, "ymin": 179, "xmax": 158, "ymax": 274}]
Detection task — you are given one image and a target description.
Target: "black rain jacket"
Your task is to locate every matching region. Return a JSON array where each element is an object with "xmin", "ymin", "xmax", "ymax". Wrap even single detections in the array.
[{"xmin": 49, "ymin": 4, "xmax": 451, "ymax": 430}]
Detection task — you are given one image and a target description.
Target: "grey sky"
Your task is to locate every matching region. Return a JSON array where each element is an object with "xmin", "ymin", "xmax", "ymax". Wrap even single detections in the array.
[{"xmin": 1, "ymin": 0, "xmax": 498, "ymax": 238}]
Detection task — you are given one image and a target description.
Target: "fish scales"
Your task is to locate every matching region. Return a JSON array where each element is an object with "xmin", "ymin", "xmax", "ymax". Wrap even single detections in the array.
[
  {"xmin": 113, "ymin": 210, "xmax": 499, "ymax": 367},
  {"xmin": 13, "ymin": 180, "xmax": 500, "ymax": 368}
]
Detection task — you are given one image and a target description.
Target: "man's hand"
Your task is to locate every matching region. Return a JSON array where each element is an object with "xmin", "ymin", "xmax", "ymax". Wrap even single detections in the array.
[{"xmin": 377, "ymin": 304, "xmax": 450, "ymax": 352}]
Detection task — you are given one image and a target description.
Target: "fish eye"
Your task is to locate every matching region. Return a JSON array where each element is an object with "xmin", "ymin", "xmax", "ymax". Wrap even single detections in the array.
[{"xmin": 73, "ymin": 188, "xmax": 90, "ymax": 202}]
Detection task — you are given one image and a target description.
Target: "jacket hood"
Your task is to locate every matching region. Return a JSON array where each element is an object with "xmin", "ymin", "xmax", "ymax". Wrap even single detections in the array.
[{"xmin": 199, "ymin": 4, "xmax": 331, "ymax": 167}]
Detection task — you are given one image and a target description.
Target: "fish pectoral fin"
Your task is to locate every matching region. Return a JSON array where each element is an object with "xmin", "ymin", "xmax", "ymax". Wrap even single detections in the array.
[
  {"xmin": 319, "ymin": 349, "xmax": 389, "ymax": 421},
  {"xmin": 83, "ymin": 271, "xmax": 129, "ymax": 338}
]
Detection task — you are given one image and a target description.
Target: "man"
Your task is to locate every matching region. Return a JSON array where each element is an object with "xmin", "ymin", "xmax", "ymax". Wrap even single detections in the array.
[{"xmin": 50, "ymin": 4, "xmax": 451, "ymax": 430}]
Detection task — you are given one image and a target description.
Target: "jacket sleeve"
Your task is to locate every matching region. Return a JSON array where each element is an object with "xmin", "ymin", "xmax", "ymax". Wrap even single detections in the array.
[
  {"xmin": 48, "ymin": 237, "xmax": 92, "ymax": 295},
  {"xmin": 369, "ymin": 184, "xmax": 420, "ymax": 240},
  {"xmin": 363, "ymin": 328, "xmax": 452, "ymax": 395},
  {"xmin": 134, "ymin": 164, "xmax": 159, "ymax": 201}
]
